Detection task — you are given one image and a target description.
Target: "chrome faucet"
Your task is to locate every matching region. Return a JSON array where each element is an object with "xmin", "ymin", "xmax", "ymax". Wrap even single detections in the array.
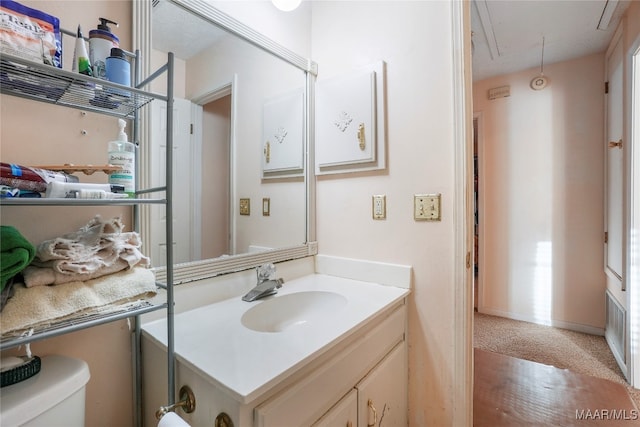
[{"xmin": 242, "ymin": 263, "xmax": 284, "ymax": 302}]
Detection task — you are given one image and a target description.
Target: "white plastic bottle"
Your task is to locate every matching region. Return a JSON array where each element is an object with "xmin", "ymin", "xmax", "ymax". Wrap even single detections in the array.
[
  {"xmin": 107, "ymin": 119, "xmax": 135, "ymax": 198},
  {"xmin": 89, "ymin": 18, "xmax": 119, "ymax": 80}
]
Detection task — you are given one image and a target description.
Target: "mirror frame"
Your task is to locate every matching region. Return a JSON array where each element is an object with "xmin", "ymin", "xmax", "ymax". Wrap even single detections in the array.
[{"xmin": 133, "ymin": 0, "xmax": 317, "ymax": 284}]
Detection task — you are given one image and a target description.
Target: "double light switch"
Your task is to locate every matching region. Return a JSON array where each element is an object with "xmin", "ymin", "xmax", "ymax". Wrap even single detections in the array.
[{"xmin": 414, "ymin": 194, "xmax": 441, "ymax": 221}]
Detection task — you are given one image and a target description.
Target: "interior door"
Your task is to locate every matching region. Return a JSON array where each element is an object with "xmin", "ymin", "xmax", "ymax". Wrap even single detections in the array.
[
  {"xmin": 150, "ymin": 98, "xmax": 193, "ymax": 266},
  {"xmin": 605, "ymin": 35, "xmax": 624, "ymax": 285}
]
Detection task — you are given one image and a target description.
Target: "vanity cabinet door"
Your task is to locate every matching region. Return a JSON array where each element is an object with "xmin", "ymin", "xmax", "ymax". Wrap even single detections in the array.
[
  {"xmin": 356, "ymin": 342, "xmax": 407, "ymax": 427},
  {"xmin": 312, "ymin": 389, "xmax": 358, "ymax": 427},
  {"xmin": 254, "ymin": 306, "xmax": 406, "ymax": 427}
]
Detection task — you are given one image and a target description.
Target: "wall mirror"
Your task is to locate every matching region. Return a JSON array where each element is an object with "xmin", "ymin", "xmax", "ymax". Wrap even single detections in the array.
[{"xmin": 134, "ymin": 0, "xmax": 317, "ymax": 283}]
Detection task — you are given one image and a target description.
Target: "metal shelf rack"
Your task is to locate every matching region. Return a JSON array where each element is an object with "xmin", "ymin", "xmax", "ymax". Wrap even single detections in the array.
[
  {"xmin": 0, "ymin": 51, "xmax": 175, "ymax": 418},
  {"xmin": 0, "ymin": 53, "xmax": 161, "ymax": 118}
]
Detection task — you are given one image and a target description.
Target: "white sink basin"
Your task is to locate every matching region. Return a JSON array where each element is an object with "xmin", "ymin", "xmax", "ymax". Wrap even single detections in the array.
[{"xmin": 241, "ymin": 291, "xmax": 348, "ymax": 333}]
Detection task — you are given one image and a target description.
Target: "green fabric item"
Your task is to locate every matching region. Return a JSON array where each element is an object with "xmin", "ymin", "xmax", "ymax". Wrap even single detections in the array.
[{"xmin": 1, "ymin": 226, "xmax": 36, "ymax": 292}]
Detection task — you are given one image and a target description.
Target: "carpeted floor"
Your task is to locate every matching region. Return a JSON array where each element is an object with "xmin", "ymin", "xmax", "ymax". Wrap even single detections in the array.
[{"xmin": 474, "ymin": 312, "xmax": 640, "ymax": 409}]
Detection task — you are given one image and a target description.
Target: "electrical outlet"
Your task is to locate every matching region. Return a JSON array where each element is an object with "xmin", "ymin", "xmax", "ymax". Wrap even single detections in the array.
[
  {"xmin": 239, "ymin": 198, "xmax": 250, "ymax": 215},
  {"xmin": 372, "ymin": 195, "xmax": 386, "ymax": 219},
  {"xmin": 414, "ymin": 193, "xmax": 441, "ymax": 221}
]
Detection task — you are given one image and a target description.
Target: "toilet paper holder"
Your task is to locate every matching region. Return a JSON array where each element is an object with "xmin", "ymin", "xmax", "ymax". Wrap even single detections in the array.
[{"xmin": 156, "ymin": 385, "xmax": 196, "ymax": 420}]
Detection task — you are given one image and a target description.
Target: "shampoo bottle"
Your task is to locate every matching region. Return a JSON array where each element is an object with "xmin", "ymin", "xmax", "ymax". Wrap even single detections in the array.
[{"xmin": 107, "ymin": 119, "xmax": 135, "ymax": 198}]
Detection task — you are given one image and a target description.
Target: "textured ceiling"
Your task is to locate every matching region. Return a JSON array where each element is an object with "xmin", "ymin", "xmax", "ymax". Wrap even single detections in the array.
[
  {"xmin": 153, "ymin": 0, "xmax": 226, "ymax": 60},
  {"xmin": 471, "ymin": 0, "xmax": 631, "ymax": 81}
]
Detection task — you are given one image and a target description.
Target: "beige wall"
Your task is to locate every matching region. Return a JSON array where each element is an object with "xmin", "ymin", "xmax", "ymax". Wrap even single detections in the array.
[
  {"xmin": 0, "ymin": 3, "xmax": 137, "ymax": 427},
  {"xmin": 310, "ymin": 2, "xmax": 460, "ymax": 425},
  {"xmin": 624, "ymin": 1, "xmax": 640, "ymax": 55},
  {"xmin": 473, "ymin": 53, "xmax": 607, "ymax": 332}
]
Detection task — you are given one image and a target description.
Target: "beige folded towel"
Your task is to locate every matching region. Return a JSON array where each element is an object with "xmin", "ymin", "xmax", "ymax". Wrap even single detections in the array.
[
  {"xmin": 22, "ymin": 259, "xmax": 129, "ymax": 287},
  {"xmin": 1, "ymin": 267, "xmax": 157, "ymax": 336}
]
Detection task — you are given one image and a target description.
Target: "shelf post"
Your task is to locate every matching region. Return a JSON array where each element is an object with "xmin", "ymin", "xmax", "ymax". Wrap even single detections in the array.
[{"xmin": 165, "ymin": 51, "xmax": 176, "ymax": 407}]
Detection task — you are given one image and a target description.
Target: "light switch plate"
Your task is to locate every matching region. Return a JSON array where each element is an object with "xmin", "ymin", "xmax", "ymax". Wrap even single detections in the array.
[
  {"xmin": 372, "ymin": 195, "xmax": 386, "ymax": 219},
  {"xmin": 240, "ymin": 198, "xmax": 250, "ymax": 215},
  {"xmin": 262, "ymin": 198, "xmax": 270, "ymax": 216},
  {"xmin": 414, "ymin": 194, "xmax": 441, "ymax": 221}
]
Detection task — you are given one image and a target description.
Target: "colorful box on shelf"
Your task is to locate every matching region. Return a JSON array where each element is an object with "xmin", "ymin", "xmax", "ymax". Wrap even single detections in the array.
[
  {"xmin": 0, "ymin": 1, "xmax": 64, "ymax": 100},
  {"xmin": 0, "ymin": 0, "xmax": 62, "ymax": 68}
]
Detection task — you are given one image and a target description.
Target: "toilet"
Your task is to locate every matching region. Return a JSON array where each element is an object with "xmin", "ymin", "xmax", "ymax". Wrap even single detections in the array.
[{"xmin": 0, "ymin": 355, "xmax": 90, "ymax": 427}]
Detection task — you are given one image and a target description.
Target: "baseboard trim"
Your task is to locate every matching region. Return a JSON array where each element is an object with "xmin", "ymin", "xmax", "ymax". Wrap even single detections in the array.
[{"xmin": 477, "ymin": 307, "xmax": 605, "ymax": 336}]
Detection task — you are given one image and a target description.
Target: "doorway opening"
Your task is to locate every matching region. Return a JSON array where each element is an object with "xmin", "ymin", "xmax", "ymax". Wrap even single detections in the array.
[
  {"xmin": 199, "ymin": 95, "xmax": 232, "ymax": 259},
  {"xmin": 190, "ymin": 77, "xmax": 237, "ymax": 260}
]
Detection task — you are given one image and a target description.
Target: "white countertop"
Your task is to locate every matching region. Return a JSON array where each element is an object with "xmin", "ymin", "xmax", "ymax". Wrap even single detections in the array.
[{"xmin": 141, "ymin": 274, "xmax": 409, "ymax": 404}]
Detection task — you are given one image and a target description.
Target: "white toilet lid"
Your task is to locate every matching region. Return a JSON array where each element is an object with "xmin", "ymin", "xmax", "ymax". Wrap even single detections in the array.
[{"xmin": 0, "ymin": 355, "xmax": 90, "ymax": 426}]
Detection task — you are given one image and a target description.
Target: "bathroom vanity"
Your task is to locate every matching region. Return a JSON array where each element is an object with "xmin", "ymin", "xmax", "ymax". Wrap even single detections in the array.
[{"xmin": 141, "ymin": 272, "xmax": 409, "ymax": 427}]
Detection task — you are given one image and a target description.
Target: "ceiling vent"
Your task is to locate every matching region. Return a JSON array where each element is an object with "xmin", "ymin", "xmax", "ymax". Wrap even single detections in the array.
[{"xmin": 598, "ymin": 0, "xmax": 619, "ymax": 30}]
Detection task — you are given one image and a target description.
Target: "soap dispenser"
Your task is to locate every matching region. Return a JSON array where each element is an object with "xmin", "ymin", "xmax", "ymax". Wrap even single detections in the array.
[
  {"xmin": 107, "ymin": 119, "xmax": 135, "ymax": 198},
  {"xmin": 89, "ymin": 18, "xmax": 119, "ymax": 79}
]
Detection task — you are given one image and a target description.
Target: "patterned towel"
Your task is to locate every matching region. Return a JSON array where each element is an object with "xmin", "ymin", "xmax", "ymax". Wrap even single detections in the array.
[{"xmin": 23, "ymin": 215, "xmax": 150, "ymax": 287}]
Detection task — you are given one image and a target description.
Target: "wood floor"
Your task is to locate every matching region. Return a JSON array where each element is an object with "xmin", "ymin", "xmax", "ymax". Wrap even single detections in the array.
[{"xmin": 474, "ymin": 348, "xmax": 639, "ymax": 426}]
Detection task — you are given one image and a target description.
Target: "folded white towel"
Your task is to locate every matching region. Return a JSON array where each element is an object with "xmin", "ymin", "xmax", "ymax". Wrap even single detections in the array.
[{"xmin": 1, "ymin": 267, "xmax": 157, "ymax": 336}]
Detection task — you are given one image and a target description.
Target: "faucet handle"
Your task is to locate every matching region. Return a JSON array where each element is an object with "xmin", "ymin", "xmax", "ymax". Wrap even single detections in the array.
[{"xmin": 257, "ymin": 263, "xmax": 276, "ymax": 282}]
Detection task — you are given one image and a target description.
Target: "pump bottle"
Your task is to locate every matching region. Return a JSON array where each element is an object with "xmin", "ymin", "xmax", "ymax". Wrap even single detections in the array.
[
  {"xmin": 89, "ymin": 18, "xmax": 119, "ymax": 80},
  {"xmin": 107, "ymin": 119, "xmax": 135, "ymax": 198}
]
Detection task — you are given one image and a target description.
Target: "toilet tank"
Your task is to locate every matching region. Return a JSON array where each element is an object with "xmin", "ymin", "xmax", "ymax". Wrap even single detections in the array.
[{"xmin": 1, "ymin": 355, "xmax": 91, "ymax": 427}]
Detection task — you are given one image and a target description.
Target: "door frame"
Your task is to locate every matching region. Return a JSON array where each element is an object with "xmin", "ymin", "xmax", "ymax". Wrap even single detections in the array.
[
  {"xmin": 452, "ymin": 1, "xmax": 474, "ymax": 425},
  {"xmin": 604, "ymin": 25, "xmax": 625, "ymax": 288},
  {"xmin": 627, "ymin": 35, "xmax": 640, "ymax": 388}
]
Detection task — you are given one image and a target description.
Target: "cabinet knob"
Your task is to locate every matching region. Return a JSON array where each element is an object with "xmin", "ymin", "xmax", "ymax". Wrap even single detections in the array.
[
  {"xmin": 608, "ymin": 139, "xmax": 623, "ymax": 149},
  {"xmin": 215, "ymin": 412, "xmax": 233, "ymax": 427},
  {"xmin": 264, "ymin": 141, "xmax": 271, "ymax": 163},
  {"xmin": 367, "ymin": 399, "xmax": 377, "ymax": 427}
]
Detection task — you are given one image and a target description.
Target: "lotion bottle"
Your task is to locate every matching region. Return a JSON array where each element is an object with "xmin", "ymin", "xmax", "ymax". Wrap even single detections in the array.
[
  {"xmin": 107, "ymin": 119, "xmax": 135, "ymax": 198},
  {"xmin": 72, "ymin": 25, "xmax": 92, "ymax": 76},
  {"xmin": 89, "ymin": 17, "xmax": 119, "ymax": 79}
]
